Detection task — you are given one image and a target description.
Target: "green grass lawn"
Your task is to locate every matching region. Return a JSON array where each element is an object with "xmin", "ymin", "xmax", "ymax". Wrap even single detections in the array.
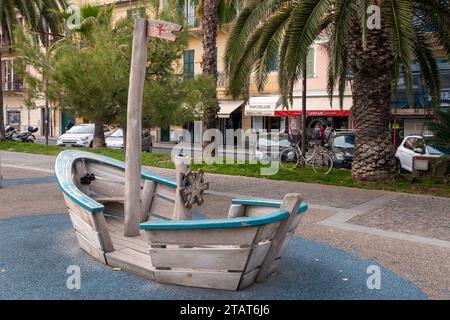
[{"xmin": 1, "ymin": 141, "xmax": 449, "ymax": 198}]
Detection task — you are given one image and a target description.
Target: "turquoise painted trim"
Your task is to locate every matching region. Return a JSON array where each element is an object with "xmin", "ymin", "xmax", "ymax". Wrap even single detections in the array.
[
  {"xmin": 140, "ymin": 209, "xmax": 290, "ymax": 230},
  {"xmin": 232, "ymin": 198, "xmax": 308, "ymax": 214},
  {"xmin": 55, "ymin": 150, "xmax": 176, "ymax": 213}
]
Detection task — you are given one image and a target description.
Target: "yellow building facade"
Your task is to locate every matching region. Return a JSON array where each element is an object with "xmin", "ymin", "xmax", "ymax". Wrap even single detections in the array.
[{"xmin": 3, "ymin": 0, "xmax": 352, "ymax": 140}]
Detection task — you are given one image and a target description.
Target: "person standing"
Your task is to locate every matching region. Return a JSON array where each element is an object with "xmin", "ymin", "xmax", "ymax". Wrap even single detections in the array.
[{"xmin": 65, "ymin": 120, "xmax": 74, "ymax": 132}]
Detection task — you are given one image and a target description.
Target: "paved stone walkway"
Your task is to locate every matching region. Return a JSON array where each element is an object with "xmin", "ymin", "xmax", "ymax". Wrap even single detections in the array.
[
  {"xmin": 349, "ymin": 195, "xmax": 450, "ymax": 241},
  {"xmin": 0, "ymin": 150, "xmax": 449, "ymax": 299}
]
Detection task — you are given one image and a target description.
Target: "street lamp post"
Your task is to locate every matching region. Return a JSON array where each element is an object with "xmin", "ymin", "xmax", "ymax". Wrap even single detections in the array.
[
  {"xmin": 301, "ymin": 61, "xmax": 307, "ymax": 157},
  {"xmin": 43, "ymin": 19, "xmax": 50, "ymax": 146},
  {"xmin": 32, "ymin": 21, "xmax": 64, "ymax": 146}
]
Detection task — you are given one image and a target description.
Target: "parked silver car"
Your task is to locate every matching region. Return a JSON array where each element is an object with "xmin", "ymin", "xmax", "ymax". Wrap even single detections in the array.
[
  {"xmin": 253, "ymin": 133, "xmax": 291, "ymax": 161},
  {"xmin": 106, "ymin": 128, "xmax": 153, "ymax": 152}
]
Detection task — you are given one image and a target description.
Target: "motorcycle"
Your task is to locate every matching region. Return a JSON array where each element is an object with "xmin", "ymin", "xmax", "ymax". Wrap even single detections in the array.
[
  {"xmin": 9, "ymin": 126, "xmax": 38, "ymax": 143},
  {"xmin": 4, "ymin": 125, "xmax": 17, "ymax": 140}
]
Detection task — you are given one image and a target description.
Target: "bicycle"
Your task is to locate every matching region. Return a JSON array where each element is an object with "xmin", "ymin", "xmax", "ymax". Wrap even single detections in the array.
[{"xmin": 278, "ymin": 136, "xmax": 335, "ymax": 175}]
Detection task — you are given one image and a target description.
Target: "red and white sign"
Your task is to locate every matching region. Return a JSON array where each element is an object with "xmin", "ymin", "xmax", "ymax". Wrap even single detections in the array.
[
  {"xmin": 147, "ymin": 20, "xmax": 182, "ymax": 41},
  {"xmin": 275, "ymin": 110, "xmax": 351, "ymax": 117}
]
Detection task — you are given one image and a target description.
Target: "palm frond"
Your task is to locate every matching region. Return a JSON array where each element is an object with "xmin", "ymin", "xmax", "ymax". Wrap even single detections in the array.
[
  {"xmin": 413, "ymin": 25, "xmax": 441, "ymax": 111},
  {"xmin": 354, "ymin": 0, "xmax": 370, "ymax": 49},
  {"xmin": 253, "ymin": 5, "xmax": 292, "ymax": 92},
  {"xmin": 413, "ymin": 0, "xmax": 450, "ymax": 61},
  {"xmin": 383, "ymin": 0, "xmax": 415, "ymax": 108},
  {"xmin": 224, "ymin": 0, "xmax": 285, "ymax": 82},
  {"xmin": 281, "ymin": 0, "xmax": 331, "ymax": 104},
  {"xmin": 427, "ymin": 110, "xmax": 450, "ymax": 147},
  {"xmin": 327, "ymin": 0, "xmax": 355, "ymax": 108},
  {"xmin": 227, "ymin": 25, "xmax": 264, "ymax": 97}
]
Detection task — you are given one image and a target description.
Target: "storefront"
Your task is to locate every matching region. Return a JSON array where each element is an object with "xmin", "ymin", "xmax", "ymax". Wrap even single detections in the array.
[
  {"xmin": 245, "ymin": 96, "xmax": 288, "ymax": 132},
  {"xmin": 245, "ymin": 94, "xmax": 353, "ymax": 134},
  {"xmin": 215, "ymin": 100, "xmax": 244, "ymax": 144}
]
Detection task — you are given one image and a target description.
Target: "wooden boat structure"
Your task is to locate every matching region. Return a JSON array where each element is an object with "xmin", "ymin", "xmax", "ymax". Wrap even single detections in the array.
[{"xmin": 55, "ymin": 150, "xmax": 308, "ymax": 290}]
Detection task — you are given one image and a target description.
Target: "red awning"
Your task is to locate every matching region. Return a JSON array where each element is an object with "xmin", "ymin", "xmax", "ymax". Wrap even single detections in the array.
[{"xmin": 274, "ymin": 110, "xmax": 351, "ymax": 117}]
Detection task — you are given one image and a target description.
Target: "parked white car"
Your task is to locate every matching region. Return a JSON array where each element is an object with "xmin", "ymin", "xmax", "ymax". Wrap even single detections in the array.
[
  {"xmin": 395, "ymin": 135, "xmax": 450, "ymax": 172},
  {"xmin": 57, "ymin": 124, "xmax": 113, "ymax": 148}
]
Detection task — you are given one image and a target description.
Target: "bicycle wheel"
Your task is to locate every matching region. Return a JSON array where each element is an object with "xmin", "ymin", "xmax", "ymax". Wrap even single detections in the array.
[
  {"xmin": 311, "ymin": 152, "xmax": 334, "ymax": 175},
  {"xmin": 280, "ymin": 148, "xmax": 300, "ymax": 170}
]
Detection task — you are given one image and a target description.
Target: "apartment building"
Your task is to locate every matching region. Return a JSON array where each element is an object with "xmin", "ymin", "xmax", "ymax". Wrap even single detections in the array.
[
  {"xmin": 70, "ymin": 1, "xmax": 354, "ymax": 142},
  {"xmin": 0, "ymin": 0, "xmax": 150, "ymax": 138},
  {"xmin": 3, "ymin": 0, "xmax": 448, "ymax": 142}
]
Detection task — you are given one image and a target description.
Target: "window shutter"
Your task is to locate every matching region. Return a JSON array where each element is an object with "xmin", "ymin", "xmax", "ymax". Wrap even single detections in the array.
[{"xmin": 307, "ymin": 48, "xmax": 315, "ymax": 77}]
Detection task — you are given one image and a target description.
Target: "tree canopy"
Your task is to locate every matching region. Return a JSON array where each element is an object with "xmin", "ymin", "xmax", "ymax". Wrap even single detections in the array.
[
  {"xmin": 14, "ymin": 5, "xmax": 215, "ymax": 141},
  {"xmin": 225, "ymin": 0, "xmax": 450, "ymax": 110}
]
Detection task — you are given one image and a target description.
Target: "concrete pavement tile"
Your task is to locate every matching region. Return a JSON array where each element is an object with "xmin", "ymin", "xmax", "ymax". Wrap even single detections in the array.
[
  {"xmin": 296, "ymin": 212, "xmax": 450, "ymax": 300},
  {"xmin": 0, "ymin": 168, "xmax": 52, "ymax": 180},
  {"xmin": 348, "ymin": 195, "xmax": 450, "ymax": 241},
  {"xmin": 0, "ymin": 183, "xmax": 66, "ymax": 218}
]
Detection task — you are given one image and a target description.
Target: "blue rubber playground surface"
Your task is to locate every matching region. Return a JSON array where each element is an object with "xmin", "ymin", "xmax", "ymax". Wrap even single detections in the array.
[{"xmin": 0, "ymin": 214, "xmax": 427, "ymax": 300}]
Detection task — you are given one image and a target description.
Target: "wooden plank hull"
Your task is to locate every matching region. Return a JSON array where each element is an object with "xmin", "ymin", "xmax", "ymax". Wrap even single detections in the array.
[{"xmin": 55, "ymin": 150, "xmax": 308, "ymax": 291}]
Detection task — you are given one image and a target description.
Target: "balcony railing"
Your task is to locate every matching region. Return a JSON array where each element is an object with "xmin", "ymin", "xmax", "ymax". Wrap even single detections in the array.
[
  {"xmin": 1, "ymin": 81, "xmax": 25, "ymax": 92},
  {"xmin": 186, "ymin": 14, "xmax": 200, "ymax": 29},
  {"xmin": 217, "ymin": 72, "xmax": 228, "ymax": 88}
]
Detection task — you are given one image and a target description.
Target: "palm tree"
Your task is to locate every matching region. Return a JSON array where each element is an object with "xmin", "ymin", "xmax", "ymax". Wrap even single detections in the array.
[
  {"xmin": 0, "ymin": 0, "xmax": 67, "ymax": 139},
  {"xmin": 225, "ymin": 0, "xmax": 450, "ymax": 182},
  {"xmin": 198, "ymin": 0, "xmax": 220, "ymax": 131},
  {"xmin": 194, "ymin": 0, "xmax": 241, "ymax": 131}
]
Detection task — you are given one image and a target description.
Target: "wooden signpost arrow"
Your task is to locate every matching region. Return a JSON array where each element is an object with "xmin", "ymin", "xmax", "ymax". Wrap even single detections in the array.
[
  {"xmin": 124, "ymin": 18, "xmax": 182, "ymax": 237},
  {"xmin": 147, "ymin": 19, "xmax": 182, "ymax": 41}
]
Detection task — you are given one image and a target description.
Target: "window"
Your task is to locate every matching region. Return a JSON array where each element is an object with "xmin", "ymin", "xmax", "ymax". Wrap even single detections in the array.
[
  {"xmin": 412, "ymin": 138, "xmax": 425, "ymax": 151},
  {"xmin": 333, "ymin": 134, "xmax": 356, "ymax": 148},
  {"xmin": 183, "ymin": 50, "xmax": 195, "ymax": 80},
  {"xmin": 307, "ymin": 47, "xmax": 315, "ymax": 78},
  {"xmin": 403, "ymin": 138, "xmax": 416, "ymax": 150},
  {"xmin": 185, "ymin": 0, "xmax": 198, "ymax": 28},
  {"xmin": 268, "ymin": 52, "xmax": 278, "ymax": 72},
  {"xmin": 67, "ymin": 125, "xmax": 95, "ymax": 134},
  {"xmin": 7, "ymin": 110, "xmax": 21, "ymax": 126},
  {"xmin": 1, "ymin": 60, "xmax": 13, "ymax": 90}
]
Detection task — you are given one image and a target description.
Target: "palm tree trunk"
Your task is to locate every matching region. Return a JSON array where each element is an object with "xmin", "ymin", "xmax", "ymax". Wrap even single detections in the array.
[
  {"xmin": 93, "ymin": 123, "xmax": 106, "ymax": 148},
  {"xmin": 201, "ymin": 0, "xmax": 219, "ymax": 131},
  {"xmin": 348, "ymin": 23, "xmax": 397, "ymax": 182},
  {"xmin": 0, "ymin": 48, "xmax": 5, "ymax": 140}
]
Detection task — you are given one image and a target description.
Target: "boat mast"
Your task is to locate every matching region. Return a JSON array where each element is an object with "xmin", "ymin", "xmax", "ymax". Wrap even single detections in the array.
[{"xmin": 124, "ymin": 18, "xmax": 148, "ymax": 237}]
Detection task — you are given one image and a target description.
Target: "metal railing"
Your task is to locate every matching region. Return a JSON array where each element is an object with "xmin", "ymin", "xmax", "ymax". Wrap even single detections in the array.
[
  {"xmin": 1, "ymin": 81, "xmax": 25, "ymax": 92},
  {"xmin": 217, "ymin": 72, "xmax": 228, "ymax": 88},
  {"xmin": 186, "ymin": 14, "xmax": 200, "ymax": 28}
]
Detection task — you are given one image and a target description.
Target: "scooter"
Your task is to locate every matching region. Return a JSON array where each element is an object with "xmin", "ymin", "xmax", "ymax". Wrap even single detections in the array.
[
  {"xmin": 11, "ymin": 126, "xmax": 38, "ymax": 143},
  {"xmin": 4, "ymin": 125, "xmax": 17, "ymax": 140}
]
